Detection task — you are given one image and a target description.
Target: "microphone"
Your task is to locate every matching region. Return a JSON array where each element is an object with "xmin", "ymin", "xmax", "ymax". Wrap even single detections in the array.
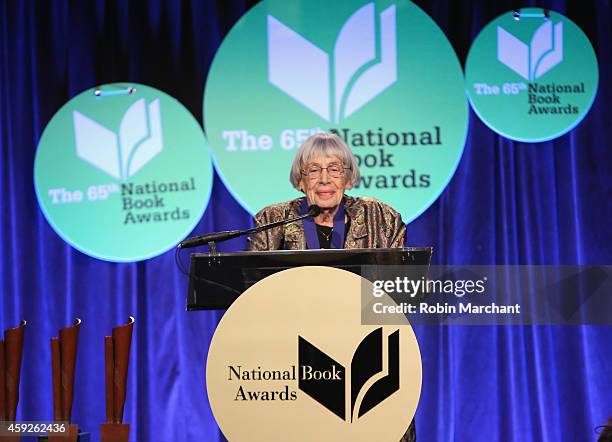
[
  {"xmin": 178, "ymin": 204, "xmax": 321, "ymax": 249},
  {"xmin": 307, "ymin": 204, "xmax": 322, "ymax": 217}
]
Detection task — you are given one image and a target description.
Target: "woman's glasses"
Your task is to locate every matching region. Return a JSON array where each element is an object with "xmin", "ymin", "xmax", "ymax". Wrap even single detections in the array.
[{"xmin": 302, "ymin": 163, "xmax": 350, "ymax": 179}]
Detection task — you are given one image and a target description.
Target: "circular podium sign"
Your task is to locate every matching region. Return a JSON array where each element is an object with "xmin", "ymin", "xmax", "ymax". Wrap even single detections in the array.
[{"xmin": 206, "ymin": 266, "xmax": 422, "ymax": 442}]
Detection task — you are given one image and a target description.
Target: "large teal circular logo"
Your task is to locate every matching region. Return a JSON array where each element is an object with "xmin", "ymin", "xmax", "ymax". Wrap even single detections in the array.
[
  {"xmin": 465, "ymin": 8, "xmax": 599, "ymax": 142},
  {"xmin": 204, "ymin": 0, "xmax": 468, "ymax": 223},
  {"xmin": 34, "ymin": 83, "xmax": 213, "ymax": 262}
]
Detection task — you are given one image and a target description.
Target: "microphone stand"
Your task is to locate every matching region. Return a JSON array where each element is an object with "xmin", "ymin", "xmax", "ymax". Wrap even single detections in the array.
[
  {"xmin": 174, "ymin": 205, "xmax": 321, "ymax": 295},
  {"xmin": 177, "ymin": 205, "xmax": 321, "ymax": 254}
]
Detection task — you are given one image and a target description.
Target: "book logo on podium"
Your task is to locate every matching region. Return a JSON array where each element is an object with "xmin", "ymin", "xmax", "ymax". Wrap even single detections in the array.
[
  {"xmin": 73, "ymin": 98, "xmax": 163, "ymax": 180},
  {"xmin": 267, "ymin": 2, "xmax": 397, "ymax": 124},
  {"xmin": 206, "ymin": 267, "xmax": 422, "ymax": 441},
  {"xmin": 497, "ymin": 21, "xmax": 563, "ymax": 81},
  {"xmin": 299, "ymin": 327, "xmax": 400, "ymax": 422}
]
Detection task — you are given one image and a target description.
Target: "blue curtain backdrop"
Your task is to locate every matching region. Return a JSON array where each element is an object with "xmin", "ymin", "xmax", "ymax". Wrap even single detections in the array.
[{"xmin": 1, "ymin": 0, "xmax": 611, "ymax": 441}]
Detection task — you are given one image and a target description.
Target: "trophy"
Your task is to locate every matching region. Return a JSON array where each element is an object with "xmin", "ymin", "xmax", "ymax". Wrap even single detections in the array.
[
  {"xmin": 100, "ymin": 317, "xmax": 134, "ymax": 442},
  {"xmin": 48, "ymin": 318, "xmax": 81, "ymax": 442},
  {"xmin": 0, "ymin": 320, "xmax": 26, "ymax": 442}
]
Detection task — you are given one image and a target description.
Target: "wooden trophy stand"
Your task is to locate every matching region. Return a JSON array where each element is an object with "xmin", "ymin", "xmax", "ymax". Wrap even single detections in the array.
[
  {"xmin": 46, "ymin": 425, "xmax": 79, "ymax": 442},
  {"xmin": 0, "ymin": 320, "xmax": 26, "ymax": 442},
  {"xmin": 47, "ymin": 319, "xmax": 80, "ymax": 442},
  {"xmin": 100, "ymin": 317, "xmax": 134, "ymax": 442}
]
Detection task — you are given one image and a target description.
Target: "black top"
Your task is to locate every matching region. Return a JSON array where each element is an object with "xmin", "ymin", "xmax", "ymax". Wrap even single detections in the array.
[
  {"xmin": 315, "ymin": 224, "xmax": 333, "ymax": 249},
  {"xmin": 315, "ymin": 220, "xmax": 351, "ymax": 249}
]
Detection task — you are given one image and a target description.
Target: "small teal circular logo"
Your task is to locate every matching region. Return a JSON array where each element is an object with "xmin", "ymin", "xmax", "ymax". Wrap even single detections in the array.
[
  {"xmin": 204, "ymin": 0, "xmax": 468, "ymax": 223},
  {"xmin": 34, "ymin": 83, "xmax": 213, "ymax": 262},
  {"xmin": 465, "ymin": 8, "xmax": 599, "ymax": 142}
]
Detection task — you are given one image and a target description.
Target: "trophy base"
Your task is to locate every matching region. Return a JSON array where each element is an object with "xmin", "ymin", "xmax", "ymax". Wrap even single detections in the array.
[
  {"xmin": 0, "ymin": 421, "xmax": 19, "ymax": 442},
  {"xmin": 38, "ymin": 430, "xmax": 89, "ymax": 442},
  {"xmin": 100, "ymin": 423, "xmax": 129, "ymax": 442},
  {"xmin": 46, "ymin": 424, "xmax": 78, "ymax": 442}
]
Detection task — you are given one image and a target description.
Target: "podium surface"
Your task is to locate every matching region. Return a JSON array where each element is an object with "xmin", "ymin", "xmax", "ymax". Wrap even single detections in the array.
[{"xmin": 187, "ymin": 247, "xmax": 432, "ymax": 310}]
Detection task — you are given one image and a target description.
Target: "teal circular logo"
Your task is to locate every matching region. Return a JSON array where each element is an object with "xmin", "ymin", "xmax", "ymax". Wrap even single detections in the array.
[
  {"xmin": 34, "ymin": 83, "xmax": 213, "ymax": 262},
  {"xmin": 204, "ymin": 0, "xmax": 468, "ymax": 222},
  {"xmin": 465, "ymin": 8, "xmax": 599, "ymax": 142}
]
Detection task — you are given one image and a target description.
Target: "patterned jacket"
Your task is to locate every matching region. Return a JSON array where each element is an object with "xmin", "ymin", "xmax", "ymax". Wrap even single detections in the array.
[{"xmin": 247, "ymin": 195, "xmax": 406, "ymax": 250}]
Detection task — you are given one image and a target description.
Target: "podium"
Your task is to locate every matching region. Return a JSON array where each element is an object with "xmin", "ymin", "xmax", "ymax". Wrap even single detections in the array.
[
  {"xmin": 187, "ymin": 247, "xmax": 433, "ymax": 310},
  {"xmin": 197, "ymin": 248, "xmax": 432, "ymax": 441}
]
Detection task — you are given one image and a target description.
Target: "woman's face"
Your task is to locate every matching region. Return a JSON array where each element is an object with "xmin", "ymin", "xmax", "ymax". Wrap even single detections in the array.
[{"xmin": 298, "ymin": 155, "xmax": 352, "ymax": 210}]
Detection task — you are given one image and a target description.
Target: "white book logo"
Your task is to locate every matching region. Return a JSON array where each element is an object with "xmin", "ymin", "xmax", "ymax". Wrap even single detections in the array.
[
  {"xmin": 73, "ymin": 98, "xmax": 163, "ymax": 180},
  {"xmin": 267, "ymin": 2, "xmax": 397, "ymax": 124},
  {"xmin": 497, "ymin": 21, "xmax": 563, "ymax": 81}
]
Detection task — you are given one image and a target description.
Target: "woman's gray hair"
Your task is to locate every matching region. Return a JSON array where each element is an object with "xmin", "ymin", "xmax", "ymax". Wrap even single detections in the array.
[{"xmin": 289, "ymin": 132, "xmax": 360, "ymax": 190}]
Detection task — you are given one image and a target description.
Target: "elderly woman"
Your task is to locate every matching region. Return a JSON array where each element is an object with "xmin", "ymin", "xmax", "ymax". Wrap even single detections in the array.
[
  {"xmin": 247, "ymin": 132, "xmax": 415, "ymax": 442},
  {"xmin": 247, "ymin": 132, "xmax": 406, "ymax": 251}
]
